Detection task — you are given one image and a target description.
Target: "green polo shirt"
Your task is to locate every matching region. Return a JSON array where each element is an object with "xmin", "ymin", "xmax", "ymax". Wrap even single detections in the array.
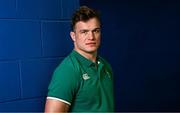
[{"xmin": 47, "ymin": 50, "xmax": 114, "ymax": 112}]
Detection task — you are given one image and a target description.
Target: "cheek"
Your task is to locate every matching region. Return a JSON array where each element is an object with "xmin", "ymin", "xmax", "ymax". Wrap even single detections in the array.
[
  {"xmin": 96, "ymin": 37, "xmax": 101, "ymax": 43},
  {"xmin": 76, "ymin": 37, "xmax": 85, "ymax": 44},
  {"xmin": 96, "ymin": 34, "xmax": 101, "ymax": 41},
  {"xmin": 76, "ymin": 35, "xmax": 82, "ymax": 42}
]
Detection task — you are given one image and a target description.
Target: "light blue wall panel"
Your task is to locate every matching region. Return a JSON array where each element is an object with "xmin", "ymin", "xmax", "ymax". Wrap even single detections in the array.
[
  {"xmin": 0, "ymin": 20, "xmax": 42, "ymax": 59},
  {"xmin": 41, "ymin": 21, "xmax": 73, "ymax": 57},
  {"xmin": 0, "ymin": 61, "xmax": 20, "ymax": 102}
]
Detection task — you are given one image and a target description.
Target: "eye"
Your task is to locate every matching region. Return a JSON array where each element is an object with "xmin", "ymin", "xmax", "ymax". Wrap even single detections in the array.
[
  {"xmin": 80, "ymin": 30, "xmax": 88, "ymax": 34},
  {"xmin": 93, "ymin": 29, "xmax": 101, "ymax": 33}
]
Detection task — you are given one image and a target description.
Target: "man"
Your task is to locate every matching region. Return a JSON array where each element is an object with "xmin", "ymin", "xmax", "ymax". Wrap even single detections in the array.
[{"xmin": 45, "ymin": 6, "xmax": 114, "ymax": 112}]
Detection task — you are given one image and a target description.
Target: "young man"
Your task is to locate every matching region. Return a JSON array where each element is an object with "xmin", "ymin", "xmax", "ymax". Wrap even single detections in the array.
[{"xmin": 45, "ymin": 6, "xmax": 114, "ymax": 112}]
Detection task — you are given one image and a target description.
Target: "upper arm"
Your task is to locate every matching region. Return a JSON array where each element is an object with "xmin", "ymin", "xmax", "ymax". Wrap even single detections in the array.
[
  {"xmin": 44, "ymin": 98, "xmax": 70, "ymax": 113},
  {"xmin": 47, "ymin": 63, "xmax": 80, "ymax": 105},
  {"xmin": 46, "ymin": 58, "xmax": 80, "ymax": 112}
]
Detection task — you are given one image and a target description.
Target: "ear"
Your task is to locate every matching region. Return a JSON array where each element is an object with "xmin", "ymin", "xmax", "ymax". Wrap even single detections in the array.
[{"xmin": 70, "ymin": 31, "xmax": 76, "ymax": 42}]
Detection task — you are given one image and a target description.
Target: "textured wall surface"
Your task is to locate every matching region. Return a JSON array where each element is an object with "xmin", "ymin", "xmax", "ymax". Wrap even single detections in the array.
[{"xmin": 0, "ymin": 0, "xmax": 79, "ymax": 111}]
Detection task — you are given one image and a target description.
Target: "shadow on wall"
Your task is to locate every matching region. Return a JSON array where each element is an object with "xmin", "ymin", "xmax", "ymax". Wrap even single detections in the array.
[{"xmin": 80, "ymin": 0, "xmax": 180, "ymax": 112}]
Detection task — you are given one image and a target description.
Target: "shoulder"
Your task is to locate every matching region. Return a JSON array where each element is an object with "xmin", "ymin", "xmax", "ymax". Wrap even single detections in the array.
[
  {"xmin": 99, "ymin": 57, "xmax": 111, "ymax": 67},
  {"xmin": 48, "ymin": 53, "xmax": 82, "ymax": 102},
  {"xmin": 52, "ymin": 53, "xmax": 81, "ymax": 79},
  {"xmin": 49, "ymin": 54, "xmax": 81, "ymax": 90},
  {"xmin": 99, "ymin": 56, "xmax": 113, "ymax": 74},
  {"xmin": 57, "ymin": 53, "xmax": 79, "ymax": 70}
]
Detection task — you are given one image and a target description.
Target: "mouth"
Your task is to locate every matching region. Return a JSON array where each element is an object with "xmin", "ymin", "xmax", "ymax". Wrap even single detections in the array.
[{"xmin": 86, "ymin": 42, "xmax": 96, "ymax": 45}]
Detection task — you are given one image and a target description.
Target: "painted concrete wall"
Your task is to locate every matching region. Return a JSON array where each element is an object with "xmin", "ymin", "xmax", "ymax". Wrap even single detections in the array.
[{"xmin": 0, "ymin": 0, "xmax": 79, "ymax": 111}]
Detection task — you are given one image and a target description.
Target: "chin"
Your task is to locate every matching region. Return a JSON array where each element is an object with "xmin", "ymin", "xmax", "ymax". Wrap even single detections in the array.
[{"xmin": 86, "ymin": 49, "xmax": 97, "ymax": 53}]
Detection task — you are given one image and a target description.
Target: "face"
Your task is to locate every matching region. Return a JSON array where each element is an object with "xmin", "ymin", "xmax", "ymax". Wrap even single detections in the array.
[{"xmin": 70, "ymin": 18, "xmax": 101, "ymax": 56}]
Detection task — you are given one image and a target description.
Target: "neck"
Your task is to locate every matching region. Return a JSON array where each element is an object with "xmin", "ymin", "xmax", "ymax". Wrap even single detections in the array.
[{"xmin": 74, "ymin": 49, "xmax": 97, "ymax": 63}]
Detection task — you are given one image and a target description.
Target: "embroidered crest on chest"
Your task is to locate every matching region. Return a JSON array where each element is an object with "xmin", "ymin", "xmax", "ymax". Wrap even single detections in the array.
[{"xmin": 82, "ymin": 73, "xmax": 90, "ymax": 80}]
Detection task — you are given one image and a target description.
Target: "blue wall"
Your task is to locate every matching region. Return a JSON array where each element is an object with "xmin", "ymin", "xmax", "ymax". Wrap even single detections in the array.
[
  {"xmin": 0, "ymin": 0, "xmax": 79, "ymax": 112},
  {"xmin": 80, "ymin": 0, "xmax": 180, "ymax": 112}
]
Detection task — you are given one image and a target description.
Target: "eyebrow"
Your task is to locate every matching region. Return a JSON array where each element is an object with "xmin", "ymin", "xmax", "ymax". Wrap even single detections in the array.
[{"xmin": 79, "ymin": 28, "xmax": 101, "ymax": 32}]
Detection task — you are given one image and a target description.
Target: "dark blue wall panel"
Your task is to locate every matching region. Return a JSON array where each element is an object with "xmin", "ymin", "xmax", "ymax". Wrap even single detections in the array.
[
  {"xmin": 61, "ymin": 0, "xmax": 79, "ymax": 19},
  {"xmin": 42, "ymin": 21, "xmax": 73, "ymax": 57},
  {"xmin": 0, "ymin": 97, "xmax": 45, "ymax": 112},
  {"xmin": 0, "ymin": 0, "xmax": 16, "ymax": 18},
  {"xmin": 0, "ymin": 0, "xmax": 79, "ymax": 111},
  {"xmin": 17, "ymin": 0, "xmax": 61, "ymax": 19},
  {"xmin": 0, "ymin": 61, "xmax": 20, "ymax": 102},
  {"xmin": 20, "ymin": 58, "xmax": 62, "ymax": 98},
  {"xmin": 0, "ymin": 20, "xmax": 41, "ymax": 59}
]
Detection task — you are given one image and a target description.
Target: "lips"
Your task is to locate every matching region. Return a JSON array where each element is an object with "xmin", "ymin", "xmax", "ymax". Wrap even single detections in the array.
[{"xmin": 86, "ymin": 42, "xmax": 96, "ymax": 45}]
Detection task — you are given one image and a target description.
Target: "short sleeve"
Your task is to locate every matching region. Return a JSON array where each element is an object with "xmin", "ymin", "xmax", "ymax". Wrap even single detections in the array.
[{"xmin": 47, "ymin": 62, "xmax": 79, "ymax": 105}]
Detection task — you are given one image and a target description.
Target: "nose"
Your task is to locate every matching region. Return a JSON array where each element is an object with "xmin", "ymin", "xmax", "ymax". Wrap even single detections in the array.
[{"xmin": 88, "ymin": 31, "xmax": 95, "ymax": 40}]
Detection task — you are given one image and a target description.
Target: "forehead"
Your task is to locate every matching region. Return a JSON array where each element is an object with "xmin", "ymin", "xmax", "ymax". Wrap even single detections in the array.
[{"xmin": 75, "ymin": 18, "xmax": 100, "ymax": 30}]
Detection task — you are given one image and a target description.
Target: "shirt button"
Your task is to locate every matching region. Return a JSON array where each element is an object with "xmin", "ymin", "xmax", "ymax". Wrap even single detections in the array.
[{"xmin": 97, "ymin": 61, "xmax": 100, "ymax": 64}]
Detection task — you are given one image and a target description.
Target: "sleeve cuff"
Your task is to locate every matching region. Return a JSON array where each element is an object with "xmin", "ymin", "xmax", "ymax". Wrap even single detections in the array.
[{"xmin": 47, "ymin": 96, "xmax": 71, "ymax": 105}]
